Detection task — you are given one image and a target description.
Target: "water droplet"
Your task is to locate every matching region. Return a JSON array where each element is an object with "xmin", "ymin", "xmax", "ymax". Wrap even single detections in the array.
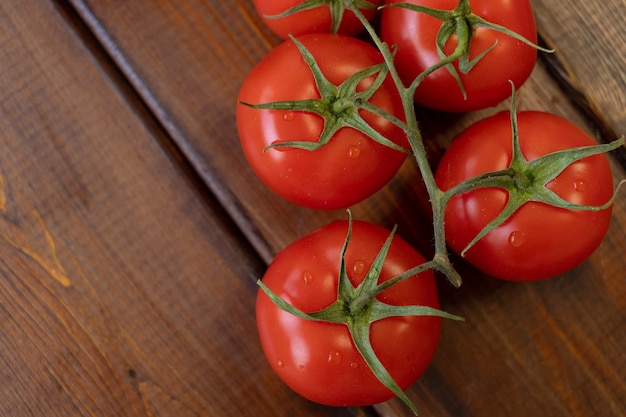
[
  {"xmin": 277, "ymin": 360, "xmax": 285, "ymax": 368},
  {"xmin": 303, "ymin": 271, "xmax": 314, "ymax": 284},
  {"xmin": 298, "ymin": 364, "xmax": 304, "ymax": 370},
  {"xmin": 352, "ymin": 260, "xmax": 367, "ymax": 275},
  {"xmin": 283, "ymin": 111, "xmax": 295, "ymax": 121},
  {"xmin": 327, "ymin": 351, "xmax": 342, "ymax": 365},
  {"xmin": 508, "ymin": 231, "xmax": 526, "ymax": 248},
  {"xmin": 348, "ymin": 145, "xmax": 361, "ymax": 159},
  {"xmin": 350, "ymin": 361, "xmax": 359, "ymax": 369},
  {"xmin": 573, "ymin": 179, "xmax": 587, "ymax": 192}
]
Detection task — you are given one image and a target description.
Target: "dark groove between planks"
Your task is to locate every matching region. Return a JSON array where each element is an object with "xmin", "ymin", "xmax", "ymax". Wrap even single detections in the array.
[
  {"xmin": 52, "ymin": 0, "xmax": 268, "ymax": 284},
  {"xmin": 60, "ymin": 0, "xmax": 278, "ymax": 265}
]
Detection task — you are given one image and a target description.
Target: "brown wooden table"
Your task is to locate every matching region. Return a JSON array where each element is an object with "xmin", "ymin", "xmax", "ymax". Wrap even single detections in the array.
[{"xmin": 1, "ymin": 1, "xmax": 624, "ymax": 416}]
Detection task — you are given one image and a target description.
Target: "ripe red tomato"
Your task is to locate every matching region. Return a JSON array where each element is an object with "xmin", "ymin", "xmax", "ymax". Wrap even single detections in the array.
[
  {"xmin": 380, "ymin": 0, "xmax": 539, "ymax": 112},
  {"xmin": 256, "ymin": 220, "xmax": 441, "ymax": 406},
  {"xmin": 435, "ymin": 111, "xmax": 615, "ymax": 281},
  {"xmin": 237, "ymin": 34, "xmax": 408, "ymax": 209},
  {"xmin": 252, "ymin": 0, "xmax": 382, "ymax": 40}
]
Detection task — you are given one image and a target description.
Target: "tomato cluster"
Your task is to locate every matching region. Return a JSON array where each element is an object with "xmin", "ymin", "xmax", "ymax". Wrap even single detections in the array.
[{"xmin": 236, "ymin": 0, "xmax": 621, "ymax": 414}]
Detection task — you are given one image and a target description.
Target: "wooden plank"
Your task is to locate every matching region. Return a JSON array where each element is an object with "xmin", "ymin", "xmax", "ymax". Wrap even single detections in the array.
[
  {"xmin": 63, "ymin": 1, "xmax": 626, "ymax": 416},
  {"xmin": 533, "ymin": 0, "xmax": 626, "ymax": 143},
  {"xmin": 0, "ymin": 1, "xmax": 368, "ymax": 416}
]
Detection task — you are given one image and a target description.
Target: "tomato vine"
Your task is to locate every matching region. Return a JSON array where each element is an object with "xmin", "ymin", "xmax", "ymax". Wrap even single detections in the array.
[
  {"xmin": 244, "ymin": 0, "xmax": 625, "ymax": 414},
  {"xmin": 348, "ymin": 2, "xmax": 623, "ymax": 287}
]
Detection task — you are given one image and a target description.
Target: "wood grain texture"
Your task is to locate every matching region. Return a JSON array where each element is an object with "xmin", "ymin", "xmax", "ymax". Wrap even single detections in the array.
[
  {"xmin": 532, "ymin": 0, "xmax": 626, "ymax": 139},
  {"xmin": 1, "ymin": 0, "xmax": 625, "ymax": 416},
  {"xmin": 532, "ymin": 0, "xmax": 626, "ymax": 167}
]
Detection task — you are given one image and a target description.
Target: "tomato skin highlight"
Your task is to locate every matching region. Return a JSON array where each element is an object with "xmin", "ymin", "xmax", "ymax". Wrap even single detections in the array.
[
  {"xmin": 252, "ymin": 0, "xmax": 382, "ymax": 40},
  {"xmin": 237, "ymin": 34, "xmax": 408, "ymax": 209},
  {"xmin": 380, "ymin": 0, "xmax": 539, "ymax": 112},
  {"xmin": 256, "ymin": 220, "xmax": 441, "ymax": 406},
  {"xmin": 435, "ymin": 111, "xmax": 615, "ymax": 281}
]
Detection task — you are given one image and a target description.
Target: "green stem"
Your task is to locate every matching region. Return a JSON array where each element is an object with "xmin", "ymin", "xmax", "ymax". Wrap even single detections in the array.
[
  {"xmin": 372, "ymin": 260, "xmax": 438, "ymax": 295},
  {"xmin": 351, "ymin": 5, "xmax": 462, "ymax": 287}
]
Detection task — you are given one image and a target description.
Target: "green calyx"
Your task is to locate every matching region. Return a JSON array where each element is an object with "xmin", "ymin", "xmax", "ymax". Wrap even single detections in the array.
[
  {"xmin": 257, "ymin": 210, "xmax": 463, "ymax": 415},
  {"xmin": 442, "ymin": 84, "xmax": 625, "ymax": 256},
  {"xmin": 240, "ymin": 35, "xmax": 408, "ymax": 153},
  {"xmin": 382, "ymin": 0, "xmax": 554, "ymax": 98},
  {"xmin": 264, "ymin": 0, "xmax": 379, "ymax": 34}
]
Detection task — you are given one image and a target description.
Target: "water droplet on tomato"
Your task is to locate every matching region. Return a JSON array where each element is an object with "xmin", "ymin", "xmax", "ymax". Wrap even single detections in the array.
[
  {"xmin": 298, "ymin": 364, "xmax": 304, "ymax": 370},
  {"xmin": 283, "ymin": 111, "xmax": 295, "ymax": 121},
  {"xmin": 327, "ymin": 351, "xmax": 342, "ymax": 365},
  {"xmin": 277, "ymin": 360, "xmax": 285, "ymax": 368},
  {"xmin": 303, "ymin": 271, "xmax": 314, "ymax": 284},
  {"xmin": 352, "ymin": 260, "xmax": 367, "ymax": 275},
  {"xmin": 508, "ymin": 231, "xmax": 526, "ymax": 248},
  {"xmin": 348, "ymin": 145, "xmax": 361, "ymax": 159},
  {"xmin": 350, "ymin": 361, "xmax": 359, "ymax": 369},
  {"xmin": 573, "ymin": 179, "xmax": 587, "ymax": 192}
]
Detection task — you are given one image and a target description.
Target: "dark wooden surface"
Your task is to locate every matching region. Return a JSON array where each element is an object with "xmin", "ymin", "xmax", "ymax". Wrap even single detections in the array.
[{"xmin": 1, "ymin": 1, "xmax": 624, "ymax": 416}]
